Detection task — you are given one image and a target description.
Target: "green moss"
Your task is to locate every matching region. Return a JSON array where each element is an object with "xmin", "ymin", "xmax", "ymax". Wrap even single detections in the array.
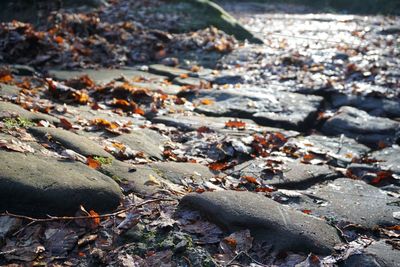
[
  {"xmin": 93, "ymin": 156, "xmax": 113, "ymax": 165},
  {"xmin": 3, "ymin": 117, "xmax": 35, "ymax": 129}
]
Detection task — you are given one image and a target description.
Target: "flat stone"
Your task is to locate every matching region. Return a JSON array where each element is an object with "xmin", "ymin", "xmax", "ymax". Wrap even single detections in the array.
[
  {"xmin": 148, "ymin": 64, "xmax": 191, "ymax": 79},
  {"xmin": 371, "ymin": 146, "xmax": 400, "ymax": 175},
  {"xmin": 331, "ymin": 93, "xmax": 400, "ymax": 117},
  {"xmin": 0, "ymin": 101, "xmax": 59, "ymax": 124},
  {"xmin": 285, "ymin": 135, "xmax": 370, "ymax": 166},
  {"xmin": 131, "ymin": 81, "xmax": 182, "ymax": 95},
  {"xmin": 149, "ymin": 162, "xmax": 215, "ymax": 185},
  {"xmin": 0, "ymin": 151, "xmax": 122, "ymax": 216},
  {"xmin": 172, "ymin": 77, "xmax": 207, "ymax": 87},
  {"xmin": 193, "ymin": 88, "xmax": 323, "ymax": 130},
  {"xmin": 153, "ymin": 113, "xmax": 299, "ymax": 137},
  {"xmin": 231, "ymin": 158, "xmax": 338, "ymax": 188},
  {"xmin": 180, "ymin": 190, "xmax": 342, "ymax": 254},
  {"xmin": 48, "ymin": 68, "xmax": 168, "ymax": 85},
  {"xmin": 0, "ymin": 84, "xmax": 20, "ymax": 98},
  {"xmin": 113, "ymin": 128, "xmax": 169, "ymax": 160},
  {"xmin": 340, "ymin": 240, "xmax": 400, "ymax": 267},
  {"xmin": 312, "ymin": 178, "xmax": 400, "ymax": 227},
  {"xmin": 29, "ymin": 127, "xmax": 111, "ymax": 158},
  {"xmin": 321, "ymin": 106, "xmax": 400, "ymax": 146}
]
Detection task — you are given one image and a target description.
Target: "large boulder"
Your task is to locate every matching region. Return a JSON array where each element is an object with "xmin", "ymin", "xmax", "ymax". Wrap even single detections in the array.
[{"xmin": 0, "ymin": 151, "xmax": 122, "ymax": 216}]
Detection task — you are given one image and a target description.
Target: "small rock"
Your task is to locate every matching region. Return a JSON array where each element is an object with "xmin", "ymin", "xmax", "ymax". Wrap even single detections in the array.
[{"xmin": 371, "ymin": 146, "xmax": 400, "ymax": 175}]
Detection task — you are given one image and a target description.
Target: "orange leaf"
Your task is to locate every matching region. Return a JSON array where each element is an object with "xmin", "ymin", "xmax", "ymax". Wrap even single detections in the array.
[
  {"xmin": 134, "ymin": 107, "xmax": 145, "ymax": 116},
  {"xmin": 208, "ymin": 162, "xmax": 229, "ymax": 171},
  {"xmin": 225, "ymin": 120, "xmax": 246, "ymax": 129},
  {"xmin": 301, "ymin": 209, "xmax": 312, "ymax": 214},
  {"xmin": 0, "ymin": 73, "xmax": 13, "ymax": 83},
  {"xmin": 200, "ymin": 99, "xmax": 214, "ymax": 105},
  {"xmin": 54, "ymin": 36, "xmax": 64, "ymax": 44},
  {"xmin": 179, "ymin": 73, "xmax": 189, "ymax": 79},
  {"xmin": 86, "ymin": 157, "xmax": 101, "ymax": 169},
  {"xmin": 112, "ymin": 99, "xmax": 130, "ymax": 107},
  {"xmin": 387, "ymin": 225, "xmax": 400, "ymax": 231},
  {"xmin": 223, "ymin": 237, "xmax": 237, "ymax": 248},
  {"xmin": 60, "ymin": 118, "xmax": 73, "ymax": 130},
  {"xmin": 242, "ymin": 175, "xmax": 259, "ymax": 184},
  {"xmin": 301, "ymin": 153, "xmax": 315, "ymax": 163},
  {"xmin": 73, "ymin": 91, "xmax": 89, "ymax": 104},
  {"xmin": 89, "ymin": 210, "xmax": 100, "ymax": 226},
  {"xmin": 112, "ymin": 142, "xmax": 125, "ymax": 150}
]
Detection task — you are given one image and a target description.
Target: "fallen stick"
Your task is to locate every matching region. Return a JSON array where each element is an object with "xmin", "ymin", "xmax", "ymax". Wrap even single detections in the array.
[{"xmin": 0, "ymin": 198, "xmax": 176, "ymax": 222}]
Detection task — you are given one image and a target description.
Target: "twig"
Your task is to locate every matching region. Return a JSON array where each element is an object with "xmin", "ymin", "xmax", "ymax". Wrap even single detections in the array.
[
  {"xmin": 0, "ymin": 198, "xmax": 176, "ymax": 223},
  {"xmin": 226, "ymin": 251, "xmax": 268, "ymax": 267}
]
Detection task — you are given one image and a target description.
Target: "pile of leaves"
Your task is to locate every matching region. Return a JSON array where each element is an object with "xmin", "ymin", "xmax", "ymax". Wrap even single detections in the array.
[{"xmin": 0, "ymin": 0, "xmax": 237, "ymax": 69}]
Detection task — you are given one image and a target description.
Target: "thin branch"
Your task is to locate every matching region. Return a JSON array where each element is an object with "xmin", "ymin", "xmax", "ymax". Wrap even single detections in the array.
[{"xmin": 0, "ymin": 198, "xmax": 176, "ymax": 223}]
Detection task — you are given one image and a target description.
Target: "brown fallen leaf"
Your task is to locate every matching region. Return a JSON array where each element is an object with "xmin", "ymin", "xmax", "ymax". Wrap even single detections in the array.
[
  {"xmin": 0, "ymin": 139, "xmax": 35, "ymax": 153},
  {"xmin": 59, "ymin": 118, "xmax": 73, "ymax": 130}
]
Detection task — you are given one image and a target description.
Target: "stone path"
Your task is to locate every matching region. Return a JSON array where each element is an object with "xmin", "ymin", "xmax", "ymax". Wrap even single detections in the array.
[{"xmin": 0, "ymin": 2, "xmax": 399, "ymax": 266}]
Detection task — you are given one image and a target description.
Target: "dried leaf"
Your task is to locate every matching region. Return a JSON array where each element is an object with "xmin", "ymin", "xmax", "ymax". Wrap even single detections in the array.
[
  {"xmin": 242, "ymin": 175, "xmax": 259, "ymax": 184},
  {"xmin": 209, "ymin": 162, "xmax": 229, "ymax": 171},
  {"xmin": 200, "ymin": 99, "xmax": 214, "ymax": 105},
  {"xmin": 60, "ymin": 118, "xmax": 73, "ymax": 130},
  {"xmin": 89, "ymin": 210, "xmax": 101, "ymax": 227},
  {"xmin": 86, "ymin": 157, "xmax": 101, "ymax": 169},
  {"xmin": 225, "ymin": 120, "xmax": 246, "ymax": 129}
]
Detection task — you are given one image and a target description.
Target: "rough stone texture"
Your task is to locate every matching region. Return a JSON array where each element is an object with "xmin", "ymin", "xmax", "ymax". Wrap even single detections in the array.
[
  {"xmin": 231, "ymin": 158, "xmax": 338, "ymax": 188},
  {"xmin": 29, "ymin": 127, "xmax": 111, "ymax": 158},
  {"xmin": 131, "ymin": 81, "xmax": 182, "ymax": 95},
  {"xmin": 371, "ymin": 146, "xmax": 400, "ymax": 175},
  {"xmin": 180, "ymin": 190, "xmax": 342, "ymax": 254},
  {"xmin": 149, "ymin": 162, "xmax": 215, "ymax": 184},
  {"xmin": 113, "ymin": 128, "xmax": 169, "ymax": 160},
  {"xmin": 312, "ymin": 178, "xmax": 400, "ymax": 227},
  {"xmin": 321, "ymin": 106, "xmax": 400, "ymax": 146},
  {"xmin": 48, "ymin": 68, "xmax": 168, "ymax": 85},
  {"xmin": 100, "ymin": 160, "xmax": 162, "ymax": 196},
  {"xmin": 148, "ymin": 64, "xmax": 191, "ymax": 79},
  {"xmin": 153, "ymin": 113, "xmax": 299, "ymax": 137},
  {"xmin": 172, "ymin": 77, "xmax": 207, "ymax": 87},
  {"xmin": 193, "ymin": 88, "xmax": 323, "ymax": 130},
  {"xmin": 0, "ymin": 151, "xmax": 122, "ymax": 216},
  {"xmin": 0, "ymin": 84, "xmax": 20, "ymax": 98},
  {"xmin": 285, "ymin": 135, "xmax": 370, "ymax": 166},
  {"xmin": 340, "ymin": 240, "xmax": 400, "ymax": 267},
  {"xmin": 0, "ymin": 101, "xmax": 59, "ymax": 124},
  {"xmin": 331, "ymin": 93, "xmax": 400, "ymax": 118}
]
